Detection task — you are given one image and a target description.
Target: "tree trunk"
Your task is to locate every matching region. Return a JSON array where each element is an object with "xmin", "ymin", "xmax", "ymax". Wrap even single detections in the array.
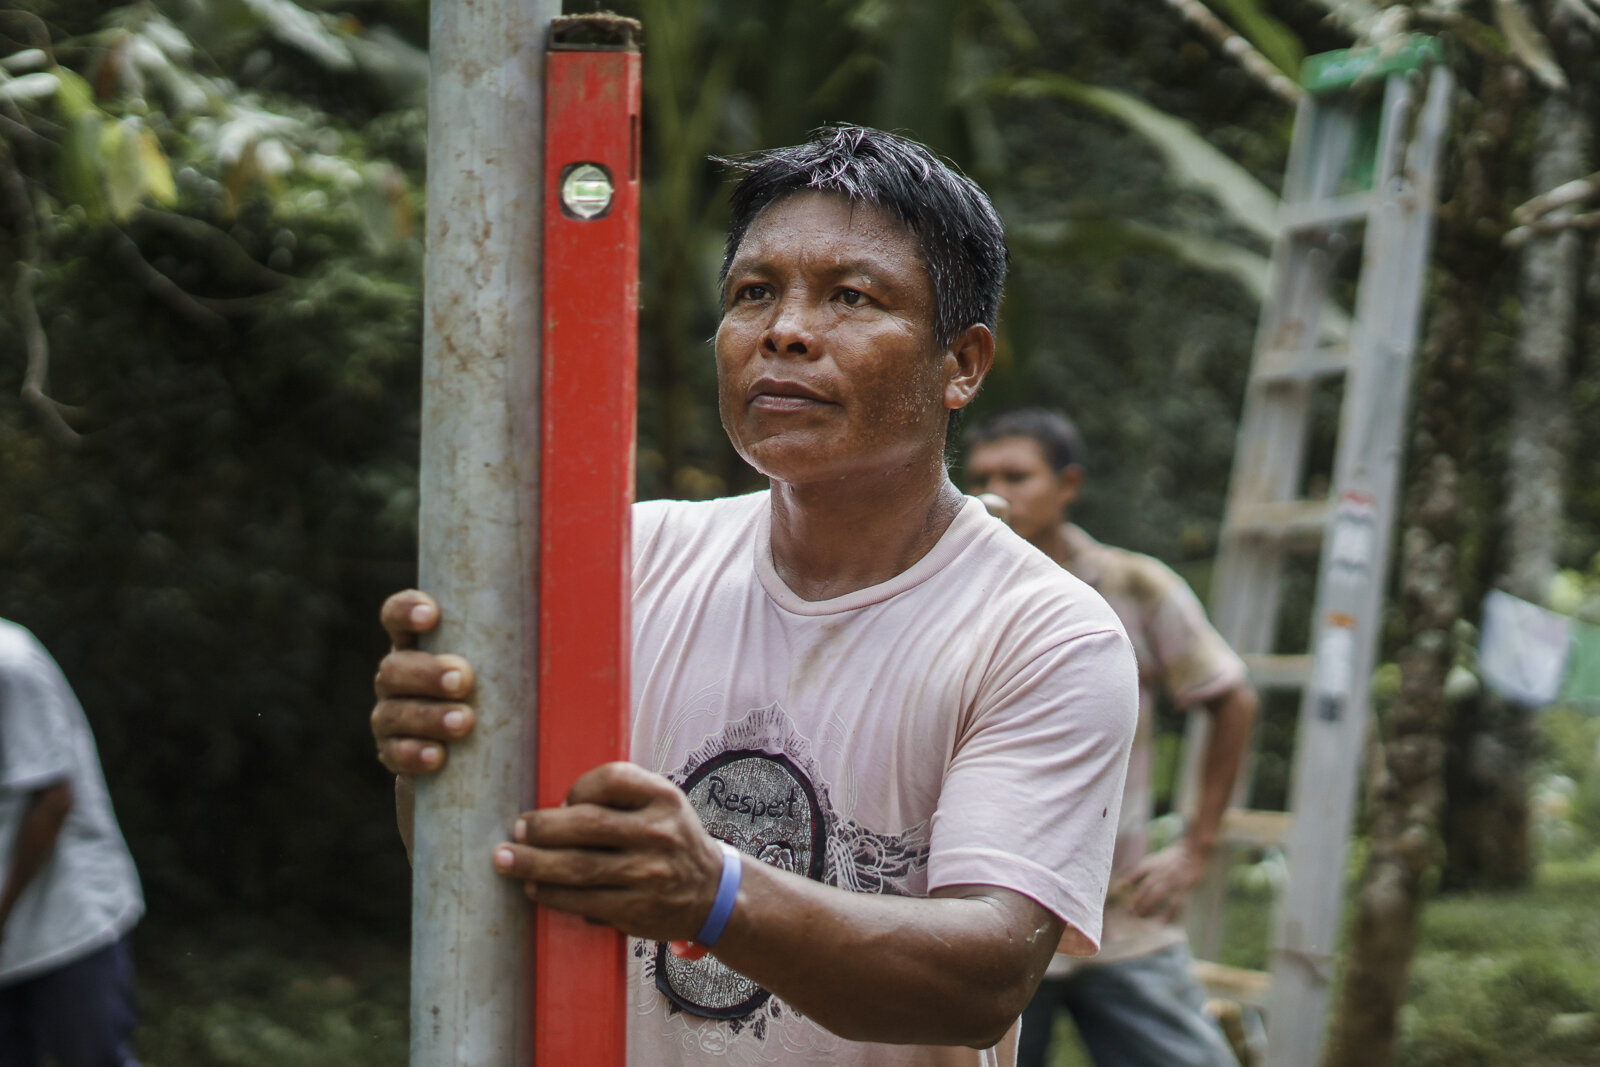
[
  {"xmin": 1502, "ymin": 94, "xmax": 1580, "ymax": 603},
  {"xmin": 1441, "ymin": 9, "xmax": 1593, "ymax": 892}
]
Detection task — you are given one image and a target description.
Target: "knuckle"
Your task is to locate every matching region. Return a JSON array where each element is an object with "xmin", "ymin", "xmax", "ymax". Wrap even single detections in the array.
[
  {"xmin": 568, "ymin": 852, "xmax": 602, "ymax": 884},
  {"xmin": 600, "ymin": 760, "xmax": 636, "ymax": 787},
  {"xmin": 569, "ymin": 806, "xmax": 606, "ymax": 838},
  {"xmin": 639, "ymin": 858, "xmax": 674, "ymax": 888},
  {"xmin": 642, "ymin": 821, "xmax": 680, "ymax": 850}
]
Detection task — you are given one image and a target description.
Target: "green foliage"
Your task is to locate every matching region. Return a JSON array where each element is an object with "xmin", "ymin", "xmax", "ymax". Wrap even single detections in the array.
[
  {"xmin": 1397, "ymin": 864, "xmax": 1600, "ymax": 1067},
  {"xmin": 1210, "ymin": 0, "xmax": 1305, "ymax": 77},
  {"xmin": 1, "ymin": 0, "xmax": 425, "ymax": 929},
  {"xmin": 132, "ymin": 917, "xmax": 409, "ymax": 1067},
  {"xmin": 986, "ymin": 72, "xmax": 1281, "ymax": 243},
  {"xmin": 948, "ymin": 0, "xmax": 1298, "ymax": 562},
  {"xmin": 1534, "ymin": 564, "xmax": 1600, "ymax": 858},
  {"xmin": 1533, "ymin": 707, "xmax": 1600, "ymax": 861}
]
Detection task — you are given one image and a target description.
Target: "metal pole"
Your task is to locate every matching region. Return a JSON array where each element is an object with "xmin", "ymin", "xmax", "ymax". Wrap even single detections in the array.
[{"xmin": 412, "ymin": 1, "xmax": 559, "ymax": 1064}]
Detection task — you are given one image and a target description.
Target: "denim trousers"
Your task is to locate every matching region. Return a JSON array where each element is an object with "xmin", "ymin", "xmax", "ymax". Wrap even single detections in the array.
[
  {"xmin": 0, "ymin": 936, "xmax": 140, "ymax": 1067},
  {"xmin": 1017, "ymin": 943, "xmax": 1238, "ymax": 1067}
]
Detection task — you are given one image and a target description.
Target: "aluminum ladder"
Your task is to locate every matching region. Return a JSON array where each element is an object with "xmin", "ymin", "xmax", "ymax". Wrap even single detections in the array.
[{"xmin": 1175, "ymin": 36, "xmax": 1454, "ymax": 1067}]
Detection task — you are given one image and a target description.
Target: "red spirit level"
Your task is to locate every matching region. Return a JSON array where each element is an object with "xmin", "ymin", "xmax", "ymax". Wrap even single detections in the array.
[{"xmin": 534, "ymin": 15, "xmax": 641, "ymax": 1066}]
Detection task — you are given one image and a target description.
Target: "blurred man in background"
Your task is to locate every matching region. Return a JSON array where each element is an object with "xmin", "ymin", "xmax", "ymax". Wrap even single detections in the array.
[
  {"xmin": 0, "ymin": 618, "xmax": 144, "ymax": 1067},
  {"xmin": 967, "ymin": 408, "xmax": 1258, "ymax": 1067}
]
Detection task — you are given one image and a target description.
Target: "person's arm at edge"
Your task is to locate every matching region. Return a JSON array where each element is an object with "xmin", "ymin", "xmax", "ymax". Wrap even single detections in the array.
[
  {"xmin": 658, "ymin": 617, "xmax": 1126, "ymax": 1043},
  {"xmin": 1121, "ymin": 679, "xmax": 1258, "ymax": 918},
  {"xmin": 499, "ymin": 760, "xmax": 1070, "ymax": 1049},
  {"xmin": 710, "ymin": 869, "xmax": 1064, "ymax": 1048},
  {"xmin": 0, "ymin": 780, "xmax": 73, "ymax": 940},
  {"xmin": 1184, "ymin": 681, "xmax": 1259, "ymax": 861}
]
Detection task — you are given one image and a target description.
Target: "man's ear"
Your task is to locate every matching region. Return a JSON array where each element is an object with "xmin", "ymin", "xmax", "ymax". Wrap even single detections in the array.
[
  {"xmin": 942, "ymin": 323, "xmax": 995, "ymax": 412},
  {"xmin": 1057, "ymin": 464, "xmax": 1084, "ymax": 510}
]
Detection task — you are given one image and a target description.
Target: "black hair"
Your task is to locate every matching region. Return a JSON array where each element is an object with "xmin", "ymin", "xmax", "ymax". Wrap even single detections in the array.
[
  {"xmin": 964, "ymin": 408, "xmax": 1087, "ymax": 473},
  {"xmin": 716, "ymin": 125, "xmax": 1009, "ymax": 348}
]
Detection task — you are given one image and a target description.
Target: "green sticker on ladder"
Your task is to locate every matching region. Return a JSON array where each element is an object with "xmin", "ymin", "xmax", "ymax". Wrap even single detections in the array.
[{"xmin": 1300, "ymin": 36, "xmax": 1445, "ymax": 96}]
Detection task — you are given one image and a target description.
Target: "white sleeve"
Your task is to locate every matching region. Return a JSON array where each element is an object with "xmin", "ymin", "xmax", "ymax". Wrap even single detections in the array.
[
  {"xmin": 925, "ymin": 626, "xmax": 1137, "ymax": 952},
  {"xmin": 0, "ymin": 643, "xmax": 77, "ymax": 793}
]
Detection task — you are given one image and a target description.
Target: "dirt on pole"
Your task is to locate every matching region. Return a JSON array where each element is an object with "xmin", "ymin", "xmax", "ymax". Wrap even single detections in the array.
[{"xmin": 412, "ymin": 1, "xmax": 559, "ymax": 1063}]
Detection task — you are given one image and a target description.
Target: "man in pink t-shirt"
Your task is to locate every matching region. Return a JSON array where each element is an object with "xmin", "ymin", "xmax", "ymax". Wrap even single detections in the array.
[
  {"xmin": 968, "ymin": 408, "xmax": 1259, "ymax": 1067},
  {"xmin": 371, "ymin": 128, "xmax": 1138, "ymax": 1065}
]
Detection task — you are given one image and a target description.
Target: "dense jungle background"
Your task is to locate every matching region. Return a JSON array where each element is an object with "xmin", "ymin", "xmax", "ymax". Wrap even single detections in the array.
[{"xmin": 2, "ymin": 0, "xmax": 1599, "ymax": 1064}]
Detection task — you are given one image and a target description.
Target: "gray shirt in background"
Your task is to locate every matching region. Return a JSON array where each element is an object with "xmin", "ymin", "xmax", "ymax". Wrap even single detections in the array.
[{"xmin": 0, "ymin": 619, "xmax": 143, "ymax": 984}]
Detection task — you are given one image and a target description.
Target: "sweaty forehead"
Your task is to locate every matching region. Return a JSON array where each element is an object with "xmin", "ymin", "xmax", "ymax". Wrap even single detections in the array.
[{"xmin": 729, "ymin": 191, "xmax": 925, "ymax": 273}]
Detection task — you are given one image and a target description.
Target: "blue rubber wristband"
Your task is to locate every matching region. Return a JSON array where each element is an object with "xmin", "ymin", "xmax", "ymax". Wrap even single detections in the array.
[{"xmin": 693, "ymin": 841, "xmax": 742, "ymax": 948}]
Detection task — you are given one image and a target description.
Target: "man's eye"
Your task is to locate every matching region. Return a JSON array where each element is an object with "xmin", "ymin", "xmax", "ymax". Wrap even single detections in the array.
[
  {"xmin": 837, "ymin": 288, "xmax": 866, "ymax": 307},
  {"xmin": 1004, "ymin": 472, "xmax": 1029, "ymax": 484},
  {"xmin": 735, "ymin": 284, "xmax": 770, "ymax": 302}
]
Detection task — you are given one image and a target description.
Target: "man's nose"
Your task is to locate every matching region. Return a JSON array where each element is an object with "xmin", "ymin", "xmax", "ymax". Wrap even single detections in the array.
[{"xmin": 761, "ymin": 295, "xmax": 819, "ymax": 358}]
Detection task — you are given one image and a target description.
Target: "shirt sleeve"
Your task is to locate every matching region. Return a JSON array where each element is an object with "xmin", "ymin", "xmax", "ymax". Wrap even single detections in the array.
[
  {"xmin": 1143, "ymin": 563, "xmax": 1248, "ymax": 710},
  {"xmin": 0, "ymin": 641, "xmax": 77, "ymax": 794},
  {"xmin": 925, "ymin": 626, "xmax": 1138, "ymax": 953}
]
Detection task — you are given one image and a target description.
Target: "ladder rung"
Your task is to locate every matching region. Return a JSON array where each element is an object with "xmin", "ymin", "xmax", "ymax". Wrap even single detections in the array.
[
  {"xmin": 1221, "ymin": 808, "xmax": 1293, "ymax": 848},
  {"xmin": 1191, "ymin": 960, "xmax": 1272, "ymax": 1008},
  {"xmin": 1242, "ymin": 653, "xmax": 1314, "ymax": 689},
  {"xmin": 1252, "ymin": 343, "xmax": 1350, "ymax": 384},
  {"xmin": 1282, "ymin": 192, "xmax": 1375, "ymax": 233},
  {"xmin": 1225, "ymin": 499, "xmax": 1332, "ymax": 541}
]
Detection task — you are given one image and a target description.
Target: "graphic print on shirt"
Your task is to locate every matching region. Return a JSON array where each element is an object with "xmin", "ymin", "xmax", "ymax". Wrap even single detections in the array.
[
  {"xmin": 654, "ymin": 747, "xmax": 823, "ymax": 1021},
  {"xmin": 641, "ymin": 703, "xmax": 931, "ymax": 1046}
]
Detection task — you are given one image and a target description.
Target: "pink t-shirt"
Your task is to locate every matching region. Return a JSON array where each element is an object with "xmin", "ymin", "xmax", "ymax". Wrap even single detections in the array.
[{"xmin": 626, "ymin": 493, "xmax": 1138, "ymax": 1066}]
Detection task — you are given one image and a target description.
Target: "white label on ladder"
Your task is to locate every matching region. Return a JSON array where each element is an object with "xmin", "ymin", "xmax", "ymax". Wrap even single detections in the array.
[
  {"xmin": 1327, "ymin": 491, "xmax": 1377, "ymax": 590},
  {"xmin": 1310, "ymin": 615, "xmax": 1358, "ymax": 722}
]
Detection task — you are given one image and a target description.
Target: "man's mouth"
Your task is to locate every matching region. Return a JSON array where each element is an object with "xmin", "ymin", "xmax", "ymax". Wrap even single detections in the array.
[{"xmin": 748, "ymin": 377, "xmax": 833, "ymax": 410}]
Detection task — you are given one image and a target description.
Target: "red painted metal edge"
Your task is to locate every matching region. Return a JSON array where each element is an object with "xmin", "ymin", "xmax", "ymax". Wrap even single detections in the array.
[{"xmin": 534, "ymin": 40, "xmax": 640, "ymax": 1067}]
